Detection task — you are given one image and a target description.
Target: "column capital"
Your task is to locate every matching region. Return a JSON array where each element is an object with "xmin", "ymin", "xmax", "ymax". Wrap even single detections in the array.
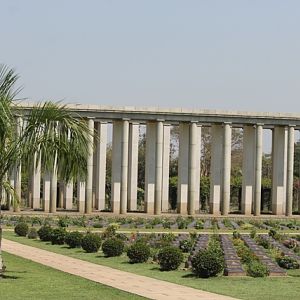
[
  {"xmin": 256, "ymin": 123, "xmax": 264, "ymax": 126},
  {"xmin": 288, "ymin": 124, "xmax": 296, "ymax": 128},
  {"xmin": 122, "ymin": 118, "xmax": 130, "ymax": 121},
  {"xmin": 156, "ymin": 118, "xmax": 165, "ymax": 122}
]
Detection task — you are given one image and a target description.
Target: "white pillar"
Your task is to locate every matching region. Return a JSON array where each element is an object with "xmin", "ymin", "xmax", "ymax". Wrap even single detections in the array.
[
  {"xmin": 286, "ymin": 126, "xmax": 295, "ymax": 216},
  {"xmin": 77, "ymin": 180, "xmax": 86, "ymax": 213},
  {"xmin": 254, "ymin": 124, "xmax": 263, "ymax": 216},
  {"xmin": 64, "ymin": 181, "xmax": 73, "ymax": 210},
  {"xmin": 161, "ymin": 124, "xmax": 171, "ymax": 212},
  {"xmin": 85, "ymin": 118, "xmax": 94, "ymax": 214},
  {"xmin": 95, "ymin": 122, "xmax": 107, "ymax": 211},
  {"xmin": 8, "ymin": 168, "xmax": 15, "ymax": 210},
  {"xmin": 32, "ymin": 154, "xmax": 41, "ymax": 209},
  {"xmin": 194, "ymin": 125, "xmax": 201, "ymax": 213},
  {"xmin": 241, "ymin": 125, "xmax": 256, "ymax": 215},
  {"xmin": 177, "ymin": 123, "xmax": 189, "ymax": 214},
  {"xmin": 145, "ymin": 122, "xmax": 156, "ymax": 214},
  {"xmin": 272, "ymin": 126, "xmax": 288, "ymax": 215},
  {"xmin": 222, "ymin": 123, "xmax": 232, "ymax": 215},
  {"xmin": 50, "ymin": 155, "xmax": 57, "ymax": 213},
  {"xmin": 128, "ymin": 122, "xmax": 139, "ymax": 211},
  {"xmin": 210, "ymin": 124, "xmax": 223, "ymax": 215},
  {"xmin": 43, "ymin": 173, "xmax": 51, "ymax": 212},
  {"xmin": 154, "ymin": 120, "xmax": 164, "ymax": 215}
]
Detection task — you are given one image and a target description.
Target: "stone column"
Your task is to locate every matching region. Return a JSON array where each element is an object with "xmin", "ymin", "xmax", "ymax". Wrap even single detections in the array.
[
  {"xmin": 50, "ymin": 155, "xmax": 57, "ymax": 213},
  {"xmin": 43, "ymin": 173, "xmax": 51, "ymax": 212},
  {"xmin": 154, "ymin": 120, "xmax": 164, "ymax": 215},
  {"xmin": 286, "ymin": 126, "xmax": 295, "ymax": 216},
  {"xmin": 177, "ymin": 123, "xmax": 189, "ymax": 214},
  {"xmin": 194, "ymin": 125, "xmax": 201, "ymax": 213},
  {"xmin": 145, "ymin": 122, "xmax": 156, "ymax": 214},
  {"xmin": 210, "ymin": 124, "xmax": 223, "ymax": 215},
  {"xmin": 161, "ymin": 124, "xmax": 171, "ymax": 212},
  {"xmin": 222, "ymin": 123, "xmax": 232, "ymax": 215},
  {"xmin": 14, "ymin": 116, "xmax": 23, "ymax": 212},
  {"xmin": 95, "ymin": 121, "xmax": 107, "ymax": 211},
  {"xmin": 120, "ymin": 119, "xmax": 129, "ymax": 214},
  {"xmin": 241, "ymin": 125, "xmax": 256, "ymax": 215},
  {"xmin": 254, "ymin": 124, "xmax": 263, "ymax": 216},
  {"xmin": 272, "ymin": 126, "xmax": 288, "ymax": 215},
  {"xmin": 32, "ymin": 154, "xmax": 41, "ymax": 209},
  {"xmin": 77, "ymin": 180, "xmax": 86, "ymax": 213},
  {"xmin": 128, "ymin": 122, "xmax": 139, "ymax": 211},
  {"xmin": 85, "ymin": 118, "xmax": 94, "ymax": 214},
  {"xmin": 64, "ymin": 181, "xmax": 73, "ymax": 210}
]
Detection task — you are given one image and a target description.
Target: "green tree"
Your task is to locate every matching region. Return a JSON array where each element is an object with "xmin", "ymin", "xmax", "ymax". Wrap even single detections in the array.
[{"xmin": 0, "ymin": 65, "xmax": 91, "ymax": 276}]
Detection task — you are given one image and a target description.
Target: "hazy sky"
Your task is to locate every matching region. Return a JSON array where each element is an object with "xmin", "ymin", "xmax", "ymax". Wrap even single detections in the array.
[{"xmin": 1, "ymin": 0, "xmax": 300, "ymax": 114}]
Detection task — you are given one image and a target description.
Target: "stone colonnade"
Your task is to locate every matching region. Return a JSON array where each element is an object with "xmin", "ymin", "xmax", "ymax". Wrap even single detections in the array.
[{"xmin": 8, "ymin": 105, "xmax": 300, "ymax": 216}]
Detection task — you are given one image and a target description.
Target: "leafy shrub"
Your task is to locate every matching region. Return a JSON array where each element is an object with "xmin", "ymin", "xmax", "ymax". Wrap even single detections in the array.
[
  {"xmin": 194, "ymin": 220, "xmax": 204, "ymax": 229},
  {"xmin": 276, "ymin": 256, "xmax": 299, "ymax": 269},
  {"xmin": 192, "ymin": 248, "xmax": 224, "ymax": 278},
  {"xmin": 14, "ymin": 222, "xmax": 29, "ymax": 237},
  {"xmin": 250, "ymin": 228, "xmax": 257, "ymax": 239},
  {"xmin": 38, "ymin": 225, "xmax": 53, "ymax": 241},
  {"xmin": 81, "ymin": 233, "xmax": 102, "ymax": 253},
  {"xmin": 232, "ymin": 231, "xmax": 240, "ymax": 239},
  {"xmin": 27, "ymin": 228, "xmax": 38, "ymax": 239},
  {"xmin": 247, "ymin": 260, "xmax": 269, "ymax": 277},
  {"xmin": 65, "ymin": 231, "xmax": 83, "ymax": 248},
  {"xmin": 127, "ymin": 242, "xmax": 151, "ymax": 263},
  {"xmin": 179, "ymin": 239, "xmax": 193, "ymax": 253},
  {"xmin": 58, "ymin": 216, "xmax": 70, "ymax": 228},
  {"xmin": 102, "ymin": 238, "xmax": 124, "ymax": 257},
  {"xmin": 50, "ymin": 228, "xmax": 67, "ymax": 245},
  {"xmin": 269, "ymin": 229, "xmax": 280, "ymax": 240},
  {"xmin": 157, "ymin": 246, "xmax": 184, "ymax": 271},
  {"xmin": 102, "ymin": 224, "xmax": 119, "ymax": 239},
  {"xmin": 255, "ymin": 236, "xmax": 270, "ymax": 249}
]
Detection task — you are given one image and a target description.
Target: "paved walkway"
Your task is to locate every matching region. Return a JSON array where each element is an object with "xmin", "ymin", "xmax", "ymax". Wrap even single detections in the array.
[{"xmin": 2, "ymin": 239, "xmax": 238, "ymax": 300}]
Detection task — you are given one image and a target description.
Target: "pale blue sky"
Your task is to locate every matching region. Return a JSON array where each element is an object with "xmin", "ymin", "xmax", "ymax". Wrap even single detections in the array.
[{"xmin": 1, "ymin": 0, "xmax": 300, "ymax": 115}]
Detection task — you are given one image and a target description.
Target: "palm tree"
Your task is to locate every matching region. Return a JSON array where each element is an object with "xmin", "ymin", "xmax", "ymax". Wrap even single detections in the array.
[{"xmin": 0, "ymin": 65, "xmax": 92, "ymax": 276}]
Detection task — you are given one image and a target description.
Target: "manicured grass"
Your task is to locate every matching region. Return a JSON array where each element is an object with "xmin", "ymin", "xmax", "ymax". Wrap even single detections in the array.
[
  {"xmin": 3, "ymin": 231, "xmax": 300, "ymax": 300},
  {"xmin": 0, "ymin": 251, "xmax": 144, "ymax": 300}
]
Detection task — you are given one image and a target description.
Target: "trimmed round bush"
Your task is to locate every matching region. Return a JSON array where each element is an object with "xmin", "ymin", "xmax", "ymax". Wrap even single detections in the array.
[
  {"xmin": 65, "ymin": 231, "xmax": 83, "ymax": 248},
  {"xmin": 14, "ymin": 222, "xmax": 29, "ymax": 237},
  {"xmin": 127, "ymin": 242, "xmax": 151, "ymax": 263},
  {"xmin": 102, "ymin": 238, "xmax": 125, "ymax": 257},
  {"xmin": 179, "ymin": 239, "xmax": 193, "ymax": 253},
  {"xmin": 277, "ymin": 256, "xmax": 299, "ymax": 269},
  {"xmin": 191, "ymin": 249, "xmax": 224, "ymax": 278},
  {"xmin": 38, "ymin": 225, "xmax": 53, "ymax": 241},
  {"xmin": 50, "ymin": 228, "xmax": 67, "ymax": 245},
  {"xmin": 247, "ymin": 260, "xmax": 269, "ymax": 277},
  {"xmin": 82, "ymin": 233, "xmax": 102, "ymax": 253},
  {"xmin": 27, "ymin": 228, "xmax": 38, "ymax": 239},
  {"xmin": 157, "ymin": 246, "xmax": 184, "ymax": 271}
]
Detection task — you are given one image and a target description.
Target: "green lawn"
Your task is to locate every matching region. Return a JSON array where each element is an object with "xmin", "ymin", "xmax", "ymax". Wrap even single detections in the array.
[
  {"xmin": 0, "ymin": 251, "xmax": 144, "ymax": 300},
  {"xmin": 3, "ymin": 231, "xmax": 300, "ymax": 300}
]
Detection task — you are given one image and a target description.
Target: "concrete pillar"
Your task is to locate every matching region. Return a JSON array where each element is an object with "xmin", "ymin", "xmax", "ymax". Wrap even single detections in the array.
[
  {"xmin": 161, "ymin": 124, "xmax": 171, "ymax": 212},
  {"xmin": 128, "ymin": 122, "xmax": 139, "ymax": 211},
  {"xmin": 272, "ymin": 126, "xmax": 288, "ymax": 215},
  {"xmin": 177, "ymin": 123, "xmax": 189, "ymax": 214},
  {"xmin": 85, "ymin": 118, "xmax": 94, "ymax": 214},
  {"xmin": 222, "ymin": 123, "xmax": 232, "ymax": 215},
  {"xmin": 64, "ymin": 181, "xmax": 73, "ymax": 210},
  {"xmin": 241, "ymin": 125, "xmax": 256, "ymax": 215},
  {"xmin": 210, "ymin": 124, "xmax": 223, "ymax": 215},
  {"xmin": 14, "ymin": 116, "xmax": 23, "ymax": 212},
  {"xmin": 77, "ymin": 180, "xmax": 86, "ymax": 213},
  {"xmin": 50, "ymin": 156, "xmax": 57, "ymax": 213},
  {"xmin": 32, "ymin": 154, "xmax": 41, "ymax": 209},
  {"xmin": 95, "ymin": 122, "xmax": 107, "ymax": 211},
  {"xmin": 43, "ymin": 173, "xmax": 51, "ymax": 212},
  {"xmin": 254, "ymin": 124, "xmax": 263, "ymax": 216},
  {"xmin": 120, "ymin": 119, "xmax": 129, "ymax": 214},
  {"xmin": 145, "ymin": 122, "xmax": 156, "ymax": 214},
  {"xmin": 194, "ymin": 125, "xmax": 201, "ymax": 213},
  {"xmin": 154, "ymin": 120, "xmax": 164, "ymax": 215},
  {"xmin": 286, "ymin": 126, "xmax": 295, "ymax": 216}
]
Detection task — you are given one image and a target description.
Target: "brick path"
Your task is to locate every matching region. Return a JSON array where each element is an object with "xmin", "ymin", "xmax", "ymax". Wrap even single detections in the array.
[{"xmin": 2, "ymin": 239, "xmax": 239, "ymax": 300}]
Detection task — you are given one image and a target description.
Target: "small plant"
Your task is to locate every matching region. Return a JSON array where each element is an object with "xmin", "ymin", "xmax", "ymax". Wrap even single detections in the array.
[
  {"xmin": 14, "ymin": 222, "xmax": 29, "ymax": 237},
  {"xmin": 102, "ymin": 238, "xmax": 124, "ymax": 257},
  {"xmin": 82, "ymin": 233, "xmax": 102, "ymax": 253},
  {"xmin": 250, "ymin": 228, "xmax": 257, "ymax": 239},
  {"xmin": 232, "ymin": 230, "xmax": 240, "ymax": 239},
  {"xmin": 179, "ymin": 239, "xmax": 193, "ymax": 253},
  {"xmin": 157, "ymin": 246, "xmax": 184, "ymax": 271},
  {"xmin": 58, "ymin": 216, "xmax": 70, "ymax": 228},
  {"xmin": 27, "ymin": 228, "xmax": 38, "ymax": 239},
  {"xmin": 38, "ymin": 225, "xmax": 53, "ymax": 241},
  {"xmin": 127, "ymin": 242, "xmax": 151, "ymax": 263},
  {"xmin": 255, "ymin": 236, "xmax": 270, "ymax": 249},
  {"xmin": 247, "ymin": 260, "xmax": 269, "ymax": 277},
  {"xmin": 268, "ymin": 229, "xmax": 280, "ymax": 240},
  {"xmin": 276, "ymin": 256, "xmax": 299, "ymax": 269},
  {"xmin": 102, "ymin": 224, "xmax": 119, "ymax": 239},
  {"xmin": 50, "ymin": 228, "xmax": 67, "ymax": 245},
  {"xmin": 65, "ymin": 231, "xmax": 83, "ymax": 248}
]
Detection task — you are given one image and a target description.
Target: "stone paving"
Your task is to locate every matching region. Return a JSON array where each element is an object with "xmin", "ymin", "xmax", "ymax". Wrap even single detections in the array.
[{"xmin": 2, "ymin": 239, "xmax": 239, "ymax": 300}]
